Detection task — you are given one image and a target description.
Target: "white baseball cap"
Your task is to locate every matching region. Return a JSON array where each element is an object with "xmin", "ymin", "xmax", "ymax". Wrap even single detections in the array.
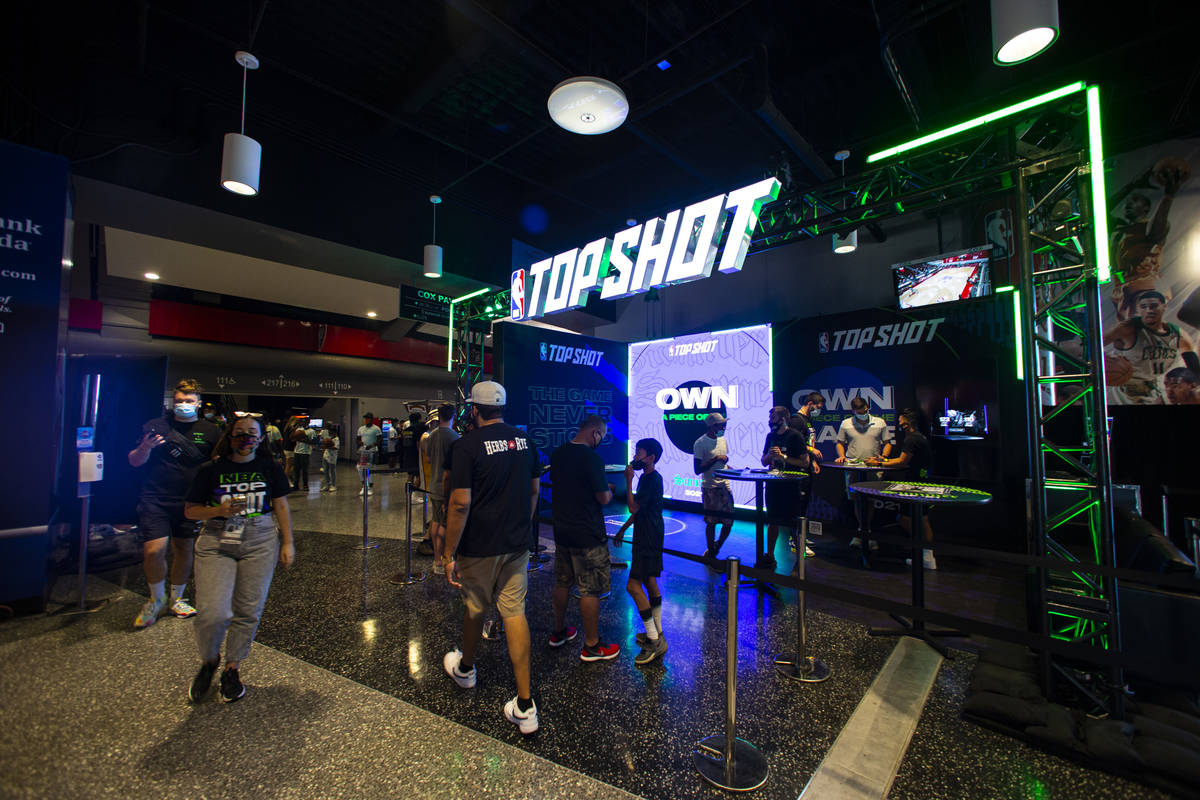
[{"xmin": 469, "ymin": 381, "xmax": 507, "ymax": 406}]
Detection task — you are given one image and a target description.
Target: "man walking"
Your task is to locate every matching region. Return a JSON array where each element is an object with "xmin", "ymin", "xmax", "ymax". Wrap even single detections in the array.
[
  {"xmin": 549, "ymin": 414, "xmax": 620, "ymax": 661},
  {"xmin": 127, "ymin": 378, "xmax": 221, "ymax": 628},
  {"xmin": 442, "ymin": 382, "xmax": 543, "ymax": 734}
]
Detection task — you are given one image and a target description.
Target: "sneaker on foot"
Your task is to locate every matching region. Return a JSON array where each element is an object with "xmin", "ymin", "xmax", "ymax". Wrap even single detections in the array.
[
  {"xmin": 634, "ymin": 636, "xmax": 667, "ymax": 665},
  {"xmin": 869, "ymin": 539, "xmax": 879, "ymax": 552},
  {"xmin": 368, "ymin": 488, "xmax": 374, "ymax": 496},
  {"xmin": 188, "ymin": 661, "xmax": 218, "ymax": 703},
  {"xmin": 328, "ymin": 486, "xmax": 337, "ymax": 492},
  {"xmin": 416, "ymin": 539, "xmax": 435, "ymax": 556},
  {"xmin": 849, "ymin": 536, "xmax": 863, "ymax": 548},
  {"xmin": 805, "ymin": 544, "xmax": 816, "ymax": 558},
  {"xmin": 443, "ymin": 649, "xmax": 477, "ymax": 688},
  {"xmin": 580, "ymin": 642, "xmax": 620, "ymax": 662},
  {"xmin": 548, "ymin": 626, "xmax": 579, "ymax": 648},
  {"xmin": 906, "ymin": 550, "xmax": 938, "ymax": 570},
  {"xmin": 133, "ymin": 597, "xmax": 165, "ymax": 629},
  {"xmin": 503, "ymin": 696, "xmax": 539, "ymax": 734},
  {"xmin": 169, "ymin": 597, "xmax": 197, "ymax": 618},
  {"xmin": 219, "ymin": 667, "xmax": 245, "ymax": 703},
  {"xmin": 358, "ymin": 488, "xmax": 365, "ymax": 496},
  {"xmin": 635, "ymin": 631, "xmax": 665, "ymax": 647}
]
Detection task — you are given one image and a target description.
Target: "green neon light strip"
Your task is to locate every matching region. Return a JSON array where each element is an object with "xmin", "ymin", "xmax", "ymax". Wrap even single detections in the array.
[
  {"xmin": 446, "ymin": 288, "xmax": 492, "ymax": 372},
  {"xmin": 866, "ymin": 82, "xmax": 1086, "ymax": 164},
  {"xmin": 1002, "ymin": 286, "xmax": 1025, "ymax": 380},
  {"xmin": 1086, "ymin": 86, "xmax": 1111, "ymax": 283}
]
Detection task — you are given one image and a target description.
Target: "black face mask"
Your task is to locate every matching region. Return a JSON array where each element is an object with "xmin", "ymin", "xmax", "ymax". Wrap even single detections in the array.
[{"xmin": 630, "ymin": 458, "xmax": 646, "ymax": 471}]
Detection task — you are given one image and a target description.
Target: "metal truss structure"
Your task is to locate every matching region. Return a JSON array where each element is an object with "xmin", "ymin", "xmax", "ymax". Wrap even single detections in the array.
[
  {"xmin": 447, "ymin": 289, "xmax": 510, "ymax": 405},
  {"xmin": 450, "ymin": 83, "xmax": 1122, "ymax": 714}
]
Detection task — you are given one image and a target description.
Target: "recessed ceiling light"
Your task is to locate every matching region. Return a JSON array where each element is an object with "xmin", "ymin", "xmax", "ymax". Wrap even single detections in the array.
[
  {"xmin": 547, "ymin": 77, "xmax": 628, "ymax": 135},
  {"xmin": 144, "ymin": 272, "xmax": 160, "ymax": 280},
  {"xmin": 366, "ymin": 311, "xmax": 377, "ymax": 318}
]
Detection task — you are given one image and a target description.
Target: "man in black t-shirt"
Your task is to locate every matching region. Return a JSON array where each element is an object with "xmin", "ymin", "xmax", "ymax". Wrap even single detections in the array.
[
  {"xmin": 442, "ymin": 381, "xmax": 543, "ymax": 734},
  {"xmin": 549, "ymin": 414, "xmax": 620, "ymax": 661},
  {"xmin": 867, "ymin": 409, "xmax": 937, "ymax": 570},
  {"xmin": 760, "ymin": 405, "xmax": 812, "ymax": 569},
  {"xmin": 127, "ymin": 378, "xmax": 222, "ymax": 629},
  {"xmin": 789, "ymin": 391, "xmax": 825, "ymax": 474}
]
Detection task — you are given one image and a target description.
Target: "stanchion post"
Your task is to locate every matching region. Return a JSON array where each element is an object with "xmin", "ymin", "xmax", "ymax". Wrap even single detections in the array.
[
  {"xmin": 773, "ymin": 517, "xmax": 831, "ymax": 683},
  {"xmin": 692, "ymin": 556, "xmax": 768, "ymax": 792},
  {"xmin": 392, "ymin": 481, "xmax": 425, "ymax": 584},
  {"xmin": 354, "ymin": 461, "xmax": 377, "ymax": 551}
]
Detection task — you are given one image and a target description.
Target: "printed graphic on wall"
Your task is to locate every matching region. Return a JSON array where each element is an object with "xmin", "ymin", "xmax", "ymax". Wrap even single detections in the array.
[
  {"xmin": 1101, "ymin": 140, "xmax": 1200, "ymax": 405},
  {"xmin": 628, "ymin": 325, "xmax": 772, "ymax": 507}
]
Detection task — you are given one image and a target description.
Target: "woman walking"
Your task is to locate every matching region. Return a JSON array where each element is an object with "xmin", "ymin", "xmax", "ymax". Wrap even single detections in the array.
[{"xmin": 184, "ymin": 413, "xmax": 294, "ymax": 703}]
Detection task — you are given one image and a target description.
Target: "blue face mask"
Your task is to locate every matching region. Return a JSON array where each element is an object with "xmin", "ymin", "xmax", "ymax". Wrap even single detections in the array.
[
  {"xmin": 174, "ymin": 403, "xmax": 198, "ymax": 420},
  {"xmin": 854, "ymin": 412, "xmax": 870, "ymax": 423}
]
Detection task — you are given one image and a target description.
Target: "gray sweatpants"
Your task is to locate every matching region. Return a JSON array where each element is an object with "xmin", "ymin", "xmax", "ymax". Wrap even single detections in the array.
[{"xmin": 193, "ymin": 515, "xmax": 280, "ymax": 664}]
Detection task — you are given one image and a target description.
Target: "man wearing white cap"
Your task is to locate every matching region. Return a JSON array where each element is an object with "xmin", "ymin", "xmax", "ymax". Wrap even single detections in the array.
[
  {"xmin": 694, "ymin": 412, "xmax": 733, "ymax": 560},
  {"xmin": 441, "ymin": 380, "xmax": 543, "ymax": 734}
]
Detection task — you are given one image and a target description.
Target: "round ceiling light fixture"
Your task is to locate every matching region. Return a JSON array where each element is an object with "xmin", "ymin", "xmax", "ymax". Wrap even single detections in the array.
[
  {"xmin": 547, "ymin": 77, "xmax": 628, "ymax": 135},
  {"xmin": 144, "ymin": 271, "xmax": 161, "ymax": 280},
  {"xmin": 991, "ymin": 0, "xmax": 1059, "ymax": 65},
  {"xmin": 220, "ymin": 50, "xmax": 262, "ymax": 195}
]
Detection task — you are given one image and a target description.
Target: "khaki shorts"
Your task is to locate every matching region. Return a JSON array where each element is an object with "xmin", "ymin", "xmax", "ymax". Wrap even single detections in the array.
[
  {"xmin": 457, "ymin": 551, "xmax": 528, "ymax": 620},
  {"xmin": 554, "ymin": 544, "xmax": 611, "ymax": 597},
  {"xmin": 702, "ymin": 485, "xmax": 734, "ymax": 525}
]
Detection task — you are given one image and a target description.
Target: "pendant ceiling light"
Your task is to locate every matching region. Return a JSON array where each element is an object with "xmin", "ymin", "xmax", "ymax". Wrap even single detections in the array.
[
  {"xmin": 424, "ymin": 195, "xmax": 443, "ymax": 278},
  {"xmin": 547, "ymin": 77, "xmax": 629, "ymax": 135},
  {"xmin": 833, "ymin": 150, "xmax": 857, "ymax": 254},
  {"xmin": 991, "ymin": 0, "xmax": 1059, "ymax": 66},
  {"xmin": 220, "ymin": 50, "xmax": 262, "ymax": 195}
]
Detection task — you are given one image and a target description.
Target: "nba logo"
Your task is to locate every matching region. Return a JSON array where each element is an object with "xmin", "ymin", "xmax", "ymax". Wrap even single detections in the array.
[
  {"xmin": 511, "ymin": 269, "xmax": 526, "ymax": 320},
  {"xmin": 818, "ymin": 332, "xmax": 830, "ymax": 353}
]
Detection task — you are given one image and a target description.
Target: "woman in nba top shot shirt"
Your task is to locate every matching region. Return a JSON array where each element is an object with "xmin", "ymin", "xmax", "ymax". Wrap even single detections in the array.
[{"xmin": 183, "ymin": 413, "xmax": 294, "ymax": 704}]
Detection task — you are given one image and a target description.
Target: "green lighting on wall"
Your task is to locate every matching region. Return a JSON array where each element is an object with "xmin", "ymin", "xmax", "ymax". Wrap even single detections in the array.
[
  {"xmin": 997, "ymin": 286, "xmax": 1025, "ymax": 380},
  {"xmin": 866, "ymin": 82, "xmax": 1086, "ymax": 164},
  {"xmin": 1086, "ymin": 86, "xmax": 1111, "ymax": 283},
  {"xmin": 446, "ymin": 288, "xmax": 491, "ymax": 372}
]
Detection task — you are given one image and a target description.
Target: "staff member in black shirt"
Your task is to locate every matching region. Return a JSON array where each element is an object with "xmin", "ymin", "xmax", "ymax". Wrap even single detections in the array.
[
  {"xmin": 761, "ymin": 405, "xmax": 812, "ymax": 568},
  {"xmin": 128, "ymin": 378, "xmax": 222, "ymax": 629},
  {"xmin": 549, "ymin": 414, "xmax": 620, "ymax": 661},
  {"xmin": 866, "ymin": 408, "xmax": 937, "ymax": 570},
  {"xmin": 442, "ymin": 381, "xmax": 543, "ymax": 734}
]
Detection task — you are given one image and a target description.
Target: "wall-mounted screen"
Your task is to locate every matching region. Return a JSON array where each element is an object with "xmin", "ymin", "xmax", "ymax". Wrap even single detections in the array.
[
  {"xmin": 893, "ymin": 245, "xmax": 992, "ymax": 310},
  {"xmin": 308, "ymin": 418, "xmax": 323, "ymax": 428},
  {"xmin": 628, "ymin": 324, "xmax": 773, "ymax": 508}
]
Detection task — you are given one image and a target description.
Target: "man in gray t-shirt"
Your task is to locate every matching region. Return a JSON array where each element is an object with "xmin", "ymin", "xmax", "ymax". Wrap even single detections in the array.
[
  {"xmin": 414, "ymin": 404, "xmax": 459, "ymax": 574},
  {"xmin": 693, "ymin": 412, "xmax": 733, "ymax": 559},
  {"xmin": 835, "ymin": 397, "xmax": 894, "ymax": 542}
]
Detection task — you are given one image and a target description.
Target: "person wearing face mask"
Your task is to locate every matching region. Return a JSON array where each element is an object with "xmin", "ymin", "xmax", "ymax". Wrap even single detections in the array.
[
  {"xmin": 128, "ymin": 379, "xmax": 223, "ymax": 629},
  {"xmin": 694, "ymin": 412, "xmax": 733, "ymax": 560},
  {"xmin": 761, "ymin": 405, "xmax": 813, "ymax": 568},
  {"xmin": 548, "ymin": 414, "xmax": 620, "ymax": 660},
  {"xmin": 866, "ymin": 409, "xmax": 936, "ymax": 569},
  {"xmin": 836, "ymin": 396, "xmax": 894, "ymax": 546},
  {"xmin": 789, "ymin": 392, "xmax": 826, "ymax": 473},
  {"xmin": 442, "ymin": 382, "xmax": 544, "ymax": 734},
  {"xmin": 184, "ymin": 413, "xmax": 294, "ymax": 702}
]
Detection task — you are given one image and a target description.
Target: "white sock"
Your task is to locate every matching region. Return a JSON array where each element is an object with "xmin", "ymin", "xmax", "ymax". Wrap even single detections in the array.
[
  {"xmin": 169, "ymin": 583, "xmax": 187, "ymax": 602},
  {"xmin": 149, "ymin": 580, "xmax": 166, "ymax": 603},
  {"xmin": 641, "ymin": 614, "xmax": 659, "ymax": 641},
  {"xmin": 651, "ymin": 605, "xmax": 663, "ymax": 635}
]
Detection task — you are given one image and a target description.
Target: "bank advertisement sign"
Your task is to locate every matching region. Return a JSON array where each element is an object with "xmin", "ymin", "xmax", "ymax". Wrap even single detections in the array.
[{"xmin": 628, "ymin": 325, "xmax": 772, "ymax": 508}]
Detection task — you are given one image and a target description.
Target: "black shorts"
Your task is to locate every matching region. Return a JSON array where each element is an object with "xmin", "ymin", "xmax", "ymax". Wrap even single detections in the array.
[
  {"xmin": 765, "ymin": 483, "xmax": 801, "ymax": 525},
  {"xmin": 137, "ymin": 499, "xmax": 200, "ymax": 543},
  {"xmin": 629, "ymin": 547, "xmax": 663, "ymax": 581}
]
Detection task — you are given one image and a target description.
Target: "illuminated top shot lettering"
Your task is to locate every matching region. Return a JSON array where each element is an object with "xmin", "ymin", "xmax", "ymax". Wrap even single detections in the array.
[{"xmin": 511, "ymin": 177, "xmax": 780, "ymax": 321}]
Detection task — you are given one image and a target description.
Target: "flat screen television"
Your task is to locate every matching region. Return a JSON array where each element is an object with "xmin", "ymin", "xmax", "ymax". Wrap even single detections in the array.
[
  {"xmin": 893, "ymin": 245, "xmax": 993, "ymax": 310},
  {"xmin": 308, "ymin": 418, "xmax": 322, "ymax": 428}
]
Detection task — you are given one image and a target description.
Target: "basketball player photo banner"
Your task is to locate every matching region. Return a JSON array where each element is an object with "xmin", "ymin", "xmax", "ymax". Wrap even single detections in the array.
[
  {"xmin": 1100, "ymin": 139, "xmax": 1200, "ymax": 406},
  {"xmin": 628, "ymin": 324, "xmax": 773, "ymax": 508}
]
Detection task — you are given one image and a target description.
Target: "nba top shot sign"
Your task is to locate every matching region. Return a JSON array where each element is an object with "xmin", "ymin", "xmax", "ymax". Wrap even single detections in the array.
[{"xmin": 510, "ymin": 177, "xmax": 780, "ymax": 321}]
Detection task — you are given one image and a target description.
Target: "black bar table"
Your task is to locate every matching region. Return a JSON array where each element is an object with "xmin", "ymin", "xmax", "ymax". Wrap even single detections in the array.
[
  {"xmin": 714, "ymin": 468, "xmax": 810, "ymax": 586},
  {"xmin": 848, "ymin": 480, "xmax": 992, "ymax": 656},
  {"xmin": 819, "ymin": 460, "xmax": 908, "ymax": 567}
]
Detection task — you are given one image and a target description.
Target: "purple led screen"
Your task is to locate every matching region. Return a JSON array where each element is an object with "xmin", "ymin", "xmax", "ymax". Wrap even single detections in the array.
[{"xmin": 628, "ymin": 325, "xmax": 773, "ymax": 507}]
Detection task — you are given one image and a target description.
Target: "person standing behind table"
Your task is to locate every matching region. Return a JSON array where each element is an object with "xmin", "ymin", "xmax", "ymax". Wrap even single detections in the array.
[
  {"xmin": 693, "ymin": 412, "xmax": 733, "ymax": 561},
  {"xmin": 789, "ymin": 392, "xmax": 826, "ymax": 475},
  {"xmin": 549, "ymin": 415, "xmax": 621, "ymax": 662},
  {"xmin": 320, "ymin": 424, "xmax": 340, "ymax": 492},
  {"xmin": 127, "ymin": 378, "xmax": 222, "ymax": 629},
  {"xmin": 442, "ymin": 382, "xmax": 543, "ymax": 734},
  {"xmin": 291, "ymin": 424, "xmax": 314, "ymax": 493},
  {"xmin": 836, "ymin": 396, "xmax": 894, "ymax": 550},
  {"xmin": 357, "ymin": 413, "xmax": 382, "ymax": 496},
  {"xmin": 183, "ymin": 414, "xmax": 294, "ymax": 703},
  {"xmin": 625, "ymin": 437, "xmax": 668, "ymax": 666},
  {"xmin": 761, "ymin": 405, "xmax": 813, "ymax": 569},
  {"xmin": 265, "ymin": 419, "xmax": 283, "ymax": 463},
  {"xmin": 866, "ymin": 409, "xmax": 937, "ymax": 570}
]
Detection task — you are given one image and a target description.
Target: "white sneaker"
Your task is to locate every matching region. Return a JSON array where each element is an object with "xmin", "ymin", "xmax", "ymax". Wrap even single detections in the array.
[
  {"xmin": 443, "ymin": 649, "xmax": 476, "ymax": 688},
  {"xmin": 906, "ymin": 550, "xmax": 938, "ymax": 570},
  {"xmin": 358, "ymin": 488, "xmax": 365, "ymax": 497},
  {"xmin": 329, "ymin": 486, "xmax": 337, "ymax": 492},
  {"xmin": 805, "ymin": 544, "xmax": 815, "ymax": 558},
  {"xmin": 849, "ymin": 536, "xmax": 863, "ymax": 548},
  {"xmin": 368, "ymin": 488, "xmax": 374, "ymax": 496},
  {"xmin": 503, "ymin": 696, "xmax": 539, "ymax": 734},
  {"xmin": 869, "ymin": 539, "xmax": 880, "ymax": 552}
]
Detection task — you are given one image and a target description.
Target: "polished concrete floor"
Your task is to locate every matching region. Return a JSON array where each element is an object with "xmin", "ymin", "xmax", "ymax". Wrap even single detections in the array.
[{"xmin": 4, "ymin": 465, "xmax": 1167, "ymax": 799}]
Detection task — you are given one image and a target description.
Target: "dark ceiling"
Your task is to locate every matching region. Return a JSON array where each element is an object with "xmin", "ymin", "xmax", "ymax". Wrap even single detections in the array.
[{"xmin": 5, "ymin": 0, "xmax": 1200, "ymax": 289}]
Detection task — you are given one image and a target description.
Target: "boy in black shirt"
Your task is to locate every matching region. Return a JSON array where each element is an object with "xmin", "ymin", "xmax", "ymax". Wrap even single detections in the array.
[
  {"xmin": 625, "ymin": 438, "xmax": 667, "ymax": 666},
  {"xmin": 867, "ymin": 409, "xmax": 937, "ymax": 569},
  {"xmin": 761, "ymin": 405, "xmax": 812, "ymax": 568}
]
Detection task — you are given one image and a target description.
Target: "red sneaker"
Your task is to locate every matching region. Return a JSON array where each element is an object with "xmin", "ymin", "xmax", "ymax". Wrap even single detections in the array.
[
  {"xmin": 580, "ymin": 642, "xmax": 620, "ymax": 662},
  {"xmin": 548, "ymin": 626, "xmax": 579, "ymax": 648}
]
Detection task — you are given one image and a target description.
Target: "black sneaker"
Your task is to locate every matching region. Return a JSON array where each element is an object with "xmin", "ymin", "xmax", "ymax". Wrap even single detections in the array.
[
  {"xmin": 188, "ymin": 661, "xmax": 218, "ymax": 703},
  {"xmin": 219, "ymin": 667, "xmax": 245, "ymax": 703},
  {"xmin": 548, "ymin": 626, "xmax": 579, "ymax": 648}
]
